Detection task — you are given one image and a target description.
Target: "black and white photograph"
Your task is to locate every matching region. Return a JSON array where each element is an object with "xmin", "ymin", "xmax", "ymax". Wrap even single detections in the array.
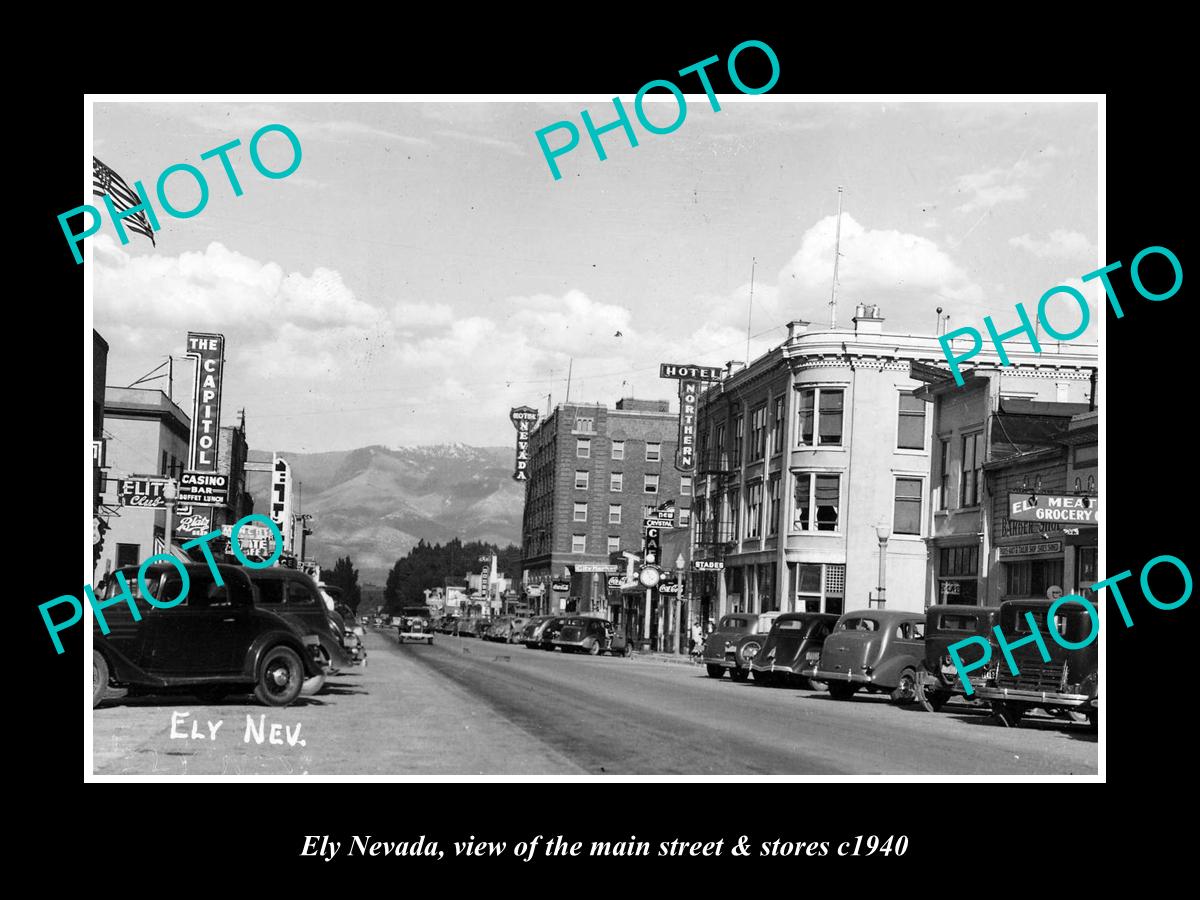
[{"xmin": 76, "ymin": 91, "xmax": 1114, "ymax": 780}]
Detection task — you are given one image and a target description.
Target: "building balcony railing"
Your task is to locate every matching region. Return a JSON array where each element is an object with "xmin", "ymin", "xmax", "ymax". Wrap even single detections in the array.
[
  {"xmin": 693, "ymin": 520, "xmax": 735, "ymax": 548},
  {"xmin": 696, "ymin": 449, "xmax": 733, "ymax": 475}
]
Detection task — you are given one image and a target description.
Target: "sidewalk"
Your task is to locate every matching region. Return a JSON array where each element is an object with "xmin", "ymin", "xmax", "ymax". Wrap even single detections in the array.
[{"xmin": 629, "ymin": 650, "xmax": 700, "ymax": 668}]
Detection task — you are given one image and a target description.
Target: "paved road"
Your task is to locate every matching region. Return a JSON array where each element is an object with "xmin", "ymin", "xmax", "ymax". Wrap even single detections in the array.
[{"xmin": 92, "ymin": 628, "xmax": 1097, "ymax": 776}]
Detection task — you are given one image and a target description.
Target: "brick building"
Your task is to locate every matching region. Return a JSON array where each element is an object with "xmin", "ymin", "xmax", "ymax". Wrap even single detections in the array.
[{"xmin": 520, "ymin": 398, "xmax": 693, "ymax": 620}]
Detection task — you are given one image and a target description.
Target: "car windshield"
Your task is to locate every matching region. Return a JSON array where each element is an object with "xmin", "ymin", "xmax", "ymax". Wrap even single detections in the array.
[
  {"xmin": 838, "ymin": 617, "xmax": 878, "ymax": 632},
  {"xmin": 566, "ymin": 618, "xmax": 589, "ymax": 626},
  {"xmin": 721, "ymin": 617, "xmax": 749, "ymax": 629},
  {"xmin": 775, "ymin": 619, "xmax": 807, "ymax": 631}
]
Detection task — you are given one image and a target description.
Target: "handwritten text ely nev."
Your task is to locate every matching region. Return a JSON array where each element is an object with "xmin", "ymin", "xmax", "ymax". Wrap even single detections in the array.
[{"xmin": 170, "ymin": 711, "xmax": 306, "ymax": 747}]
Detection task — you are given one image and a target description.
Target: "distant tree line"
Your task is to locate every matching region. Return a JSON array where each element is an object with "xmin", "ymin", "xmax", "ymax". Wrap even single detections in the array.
[{"xmin": 383, "ymin": 538, "xmax": 521, "ymax": 612}]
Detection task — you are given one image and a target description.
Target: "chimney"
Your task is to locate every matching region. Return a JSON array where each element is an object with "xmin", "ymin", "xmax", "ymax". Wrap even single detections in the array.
[
  {"xmin": 786, "ymin": 319, "xmax": 809, "ymax": 342},
  {"xmin": 852, "ymin": 303, "xmax": 884, "ymax": 335}
]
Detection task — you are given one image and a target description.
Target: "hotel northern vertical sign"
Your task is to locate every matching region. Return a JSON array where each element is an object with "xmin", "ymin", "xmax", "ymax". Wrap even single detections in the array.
[
  {"xmin": 510, "ymin": 406, "xmax": 538, "ymax": 481},
  {"xmin": 659, "ymin": 364, "xmax": 723, "ymax": 473},
  {"xmin": 185, "ymin": 332, "xmax": 225, "ymax": 472}
]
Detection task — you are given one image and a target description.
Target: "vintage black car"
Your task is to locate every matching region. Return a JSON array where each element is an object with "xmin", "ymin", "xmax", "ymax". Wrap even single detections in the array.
[
  {"xmin": 701, "ymin": 612, "xmax": 784, "ymax": 680},
  {"xmin": 519, "ymin": 616, "xmax": 553, "ymax": 648},
  {"xmin": 973, "ymin": 599, "xmax": 1098, "ymax": 728},
  {"xmin": 243, "ymin": 567, "xmax": 356, "ymax": 671},
  {"xmin": 915, "ymin": 604, "xmax": 999, "ymax": 712},
  {"xmin": 398, "ymin": 605, "xmax": 434, "ymax": 644},
  {"xmin": 804, "ymin": 609, "xmax": 926, "ymax": 702},
  {"xmin": 551, "ymin": 616, "xmax": 633, "ymax": 656},
  {"xmin": 535, "ymin": 616, "xmax": 570, "ymax": 650},
  {"xmin": 92, "ymin": 563, "xmax": 326, "ymax": 708},
  {"xmin": 750, "ymin": 613, "xmax": 840, "ymax": 687}
]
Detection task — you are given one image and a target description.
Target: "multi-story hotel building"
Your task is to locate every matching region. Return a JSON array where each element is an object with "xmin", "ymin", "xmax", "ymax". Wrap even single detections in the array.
[
  {"xmin": 691, "ymin": 304, "xmax": 1097, "ymax": 620},
  {"xmin": 520, "ymin": 398, "xmax": 693, "ymax": 622}
]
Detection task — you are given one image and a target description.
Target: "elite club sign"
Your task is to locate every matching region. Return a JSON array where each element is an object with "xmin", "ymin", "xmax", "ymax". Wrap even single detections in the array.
[
  {"xmin": 659, "ymin": 363, "xmax": 723, "ymax": 473},
  {"xmin": 510, "ymin": 406, "xmax": 538, "ymax": 481}
]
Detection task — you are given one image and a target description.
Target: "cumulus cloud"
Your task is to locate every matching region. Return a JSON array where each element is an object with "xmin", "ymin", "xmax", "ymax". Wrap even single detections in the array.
[
  {"xmin": 1008, "ymin": 229, "xmax": 1094, "ymax": 260},
  {"xmin": 953, "ymin": 153, "xmax": 1053, "ymax": 213}
]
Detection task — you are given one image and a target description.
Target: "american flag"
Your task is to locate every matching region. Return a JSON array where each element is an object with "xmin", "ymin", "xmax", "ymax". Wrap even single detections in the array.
[{"xmin": 92, "ymin": 157, "xmax": 156, "ymax": 247}]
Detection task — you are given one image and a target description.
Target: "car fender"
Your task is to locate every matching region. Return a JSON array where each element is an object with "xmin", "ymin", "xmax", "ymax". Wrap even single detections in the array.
[
  {"xmin": 244, "ymin": 630, "xmax": 322, "ymax": 680},
  {"xmin": 93, "ymin": 636, "xmax": 163, "ymax": 688},
  {"xmin": 875, "ymin": 651, "xmax": 922, "ymax": 688}
]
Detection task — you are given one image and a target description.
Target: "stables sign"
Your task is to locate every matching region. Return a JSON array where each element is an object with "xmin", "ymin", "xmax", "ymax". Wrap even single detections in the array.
[
  {"xmin": 510, "ymin": 406, "xmax": 538, "ymax": 481},
  {"xmin": 184, "ymin": 332, "xmax": 225, "ymax": 471}
]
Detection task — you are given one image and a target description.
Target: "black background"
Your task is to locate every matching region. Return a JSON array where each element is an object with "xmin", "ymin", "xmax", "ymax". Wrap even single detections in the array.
[{"xmin": 23, "ymin": 22, "xmax": 1191, "ymax": 884}]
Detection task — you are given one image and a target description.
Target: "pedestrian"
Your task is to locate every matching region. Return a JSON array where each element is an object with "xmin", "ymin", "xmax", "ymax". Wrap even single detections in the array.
[{"xmin": 689, "ymin": 622, "xmax": 702, "ymax": 659}]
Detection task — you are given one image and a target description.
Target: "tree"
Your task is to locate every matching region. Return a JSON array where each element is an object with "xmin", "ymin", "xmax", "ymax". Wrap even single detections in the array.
[
  {"xmin": 381, "ymin": 540, "xmax": 522, "ymax": 614},
  {"xmin": 325, "ymin": 555, "xmax": 362, "ymax": 613}
]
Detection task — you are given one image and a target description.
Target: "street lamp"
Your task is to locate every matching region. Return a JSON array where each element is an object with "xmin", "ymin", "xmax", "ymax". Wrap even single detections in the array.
[{"xmin": 869, "ymin": 523, "xmax": 890, "ymax": 608}]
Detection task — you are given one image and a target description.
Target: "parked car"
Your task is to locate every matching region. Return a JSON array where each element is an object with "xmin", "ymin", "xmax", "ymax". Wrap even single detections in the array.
[
  {"xmin": 536, "ymin": 616, "xmax": 570, "ymax": 649},
  {"xmin": 552, "ymin": 616, "xmax": 633, "ymax": 656},
  {"xmin": 973, "ymin": 599, "xmax": 1098, "ymax": 728},
  {"xmin": 437, "ymin": 615, "xmax": 459, "ymax": 634},
  {"xmin": 804, "ymin": 610, "xmax": 926, "ymax": 702},
  {"xmin": 484, "ymin": 616, "xmax": 527, "ymax": 642},
  {"xmin": 92, "ymin": 563, "xmax": 326, "ymax": 708},
  {"xmin": 472, "ymin": 618, "xmax": 493, "ymax": 639},
  {"xmin": 701, "ymin": 612, "xmax": 785, "ymax": 680},
  {"xmin": 398, "ymin": 605, "xmax": 434, "ymax": 644},
  {"xmin": 519, "ymin": 616, "xmax": 553, "ymax": 648},
  {"xmin": 242, "ymin": 567, "xmax": 357, "ymax": 672},
  {"xmin": 457, "ymin": 616, "xmax": 480, "ymax": 637},
  {"xmin": 915, "ymin": 604, "xmax": 999, "ymax": 712},
  {"xmin": 749, "ymin": 613, "xmax": 840, "ymax": 687}
]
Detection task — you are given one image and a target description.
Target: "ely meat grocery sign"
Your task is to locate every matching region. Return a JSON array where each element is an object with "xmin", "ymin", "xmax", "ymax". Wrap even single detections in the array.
[{"xmin": 1008, "ymin": 493, "xmax": 1099, "ymax": 523}]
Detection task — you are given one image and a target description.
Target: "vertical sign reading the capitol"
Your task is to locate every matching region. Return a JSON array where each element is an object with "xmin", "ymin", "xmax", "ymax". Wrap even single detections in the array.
[
  {"xmin": 510, "ymin": 406, "xmax": 538, "ymax": 481},
  {"xmin": 184, "ymin": 332, "xmax": 225, "ymax": 471},
  {"xmin": 659, "ymin": 363, "xmax": 723, "ymax": 473}
]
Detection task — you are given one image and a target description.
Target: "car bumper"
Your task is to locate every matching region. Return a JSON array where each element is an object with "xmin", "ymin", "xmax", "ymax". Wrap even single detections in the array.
[
  {"xmin": 809, "ymin": 669, "xmax": 874, "ymax": 685},
  {"xmin": 975, "ymin": 686, "xmax": 1091, "ymax": 707},
  {"xmin": 399, "ymin": 632, "xmax": 432, "ymax": 641},
  {"xmin": 702, "ymin": 656, "xmax": 738, "ymax": 669},
  {"xmin": 751, "ymin": 662, "xmax": 798, "ymax": 675}
]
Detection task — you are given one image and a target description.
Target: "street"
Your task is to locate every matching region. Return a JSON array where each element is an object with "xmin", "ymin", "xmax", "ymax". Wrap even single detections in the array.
[{"xmin": 93, "ymin": 628, "xmax": 1097, "ymax": 776}]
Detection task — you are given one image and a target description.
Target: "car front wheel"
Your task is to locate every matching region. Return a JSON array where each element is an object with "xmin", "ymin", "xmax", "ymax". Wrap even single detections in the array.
[
  {"xmin": 730, "ymin": 667, "xmax": 750, "ymax": 682},
  {"xmin": 827, "ymin": 682, "xmax": 858, "ymax": 701},
  {"xmin": 255, "ymin": 646, "xmax": 305, "ymax": 707},
  {"xmin": 93, "ymin": 651, "xmax": 108, "ymax": 709},
  {"xmin": 991, "ymin": 701, "xmax": 1025, "ymax": 728},
  {"xmin": 588, "ymin": 640, "xmax": 601, "ymax": 656},
  {"xmin": 622, "ymin": 644, "xmax": 633, "ymax": 658},
  {"xmin": 706, "ymin": 664, "xmax": 725, "ymax": 679},
  {"xmin": 890, "ymin": 668, "xmax": 918, "ymax": 704}
]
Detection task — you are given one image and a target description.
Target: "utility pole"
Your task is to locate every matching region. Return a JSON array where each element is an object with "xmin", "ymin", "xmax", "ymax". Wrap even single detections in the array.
[{"xmin": 746, "ymin": 257, "xmax": 756, "ymax": 365}]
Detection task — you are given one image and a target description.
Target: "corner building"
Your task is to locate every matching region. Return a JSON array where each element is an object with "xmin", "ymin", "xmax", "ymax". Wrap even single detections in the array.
[
  {"xmin": 691, "ymin": 305, "xmax": 1097, "ymax": 619},
  {"xmin": 521, "ymin": 399, "xmax": 693, "ymax": 616}
]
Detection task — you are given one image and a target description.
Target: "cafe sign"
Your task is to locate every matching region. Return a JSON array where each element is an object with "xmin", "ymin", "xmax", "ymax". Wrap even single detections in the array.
[
  {"xmin": 510, "ymin": 406, "xmax": 538, "ymax": 481},
  {"xmin": 1008, "ymin": 493, "xmax": 1098, "ymax": 523}
]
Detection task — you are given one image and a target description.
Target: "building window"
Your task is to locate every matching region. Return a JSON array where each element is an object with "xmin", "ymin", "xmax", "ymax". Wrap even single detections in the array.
[
  {"xmin": 1076, "ymin": 546, "xmax": 1098, "ymax": 591},
  {"xmin": 793, "ymin": 473, "xmax": 840, "ymax": 532},
  {"xmin": 894, "ymin": 477, "xmax": 923, "ymax": 535},
  {"xmin": 572, "ymin": 534, "xmax": 586, "ymax": 554},
  {"xmin": 960, "ymin": 431, "xmax": 984, "ymax": 507},
  {"xmin": 1004, "ymin": 559, "xmax": 1064, "ymax": 598},
  {"xmin": 749, "ymin": 404, "xmax": 767, "ymax": 462},
  {"xmin": 116, "ymin": 543, "xmax": 140, "ymax": 568},
  {"xmin": 939, "ymin": 545, "xmax": 979, "ymax": 577},
  {"xmin": 767, "ymin": 473, "xmax": 781, "ymax": 536},
  {"xmin": 898, "ymin": 391, "xmax": 926, "ymax": 450},
  {"xmin": 679, "ymin": 508, "xmax": 691, "ymax": 527},
  {"xmin": 680, "ymin": 476, "xmax": 692, "ymax": 496},
  {"xmin": 715, "ymin": 423, "xmax": 727, "ymax": 470},
  {"xmin": 1073, "ymin": 444, "xmax": 1097, "ymax": 468},
  {"xmin": 644, "ymin": 473, "xmax": 660, "ymax": 494},
  {"xmin": 609, "ymin": 504, "xmax": 622, "ymax": 524},
  {"xmin": 577, "ymin": 438, "xmax": 591, "ymax": 458},
  {"xmin": 608, "ymin": 536, "xmax": 621, "ymax": 554},
  {"xmin": 611, "ymin": 440, "xmax": 625, "ymax": 460},
  {"xmin": 610, "ymin": 472, "xmax": 623, "ymax": 492},
  {"xmin": 938, "ymin": 439, "xmax": 950, "ymax": 510},
  {"xmin": 161, "ymin": 450, "xmax": 169, "ymax": 476},
  {"xmin": 797, "ymin": 387, "xmax": 844, "ymax": 447},
  {"xmin": 574, "ymin": 417, "xmax": 595, "ymax": 433},
  {"xmin": 732, "ymin": 415, "xmax": 744, "ymax": 467},
  {"xmin": 797, "ymin": 563, "xmax": 823, "ymax": 612},
  {"xmin": 642, "ymin": 505, "xmax": 656, "ymax": 519},
  {"xmin": 646, "ymin": 442, "xmax": 661, "ymax": 462},
  {"xmin": 745, "ymin": 481, "xmax": 764, "ymax": 539},
  {"xmin": 772, "ymin": 397, "xmax": 785, "ymax": 454},
  {"xmin": 727, "ymin": 489, "xmax": 740, "ymax": 540},
  {"xmin": 575, "ymin": 470, "xmax": 589, "ymax": 490},
  {"xmin": 573, "ymin": 502, "xmax": 588, "ymax": 522}
]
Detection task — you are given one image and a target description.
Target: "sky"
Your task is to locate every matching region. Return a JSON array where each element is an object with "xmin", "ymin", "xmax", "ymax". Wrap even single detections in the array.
[{"xmin": 91, "ymin": 99, "xmax": 1099, "ymax": 453}]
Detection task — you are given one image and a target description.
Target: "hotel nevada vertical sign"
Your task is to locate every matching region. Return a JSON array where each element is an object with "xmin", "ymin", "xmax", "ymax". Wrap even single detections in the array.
[
  {"xmin": 184, "ymin": 332, "xmax": 225, "ymax": 472},
  {"xmin": 510, "ymin": 406, "xmax": 538, "ymax": 481},
  {"xmin": 659, "ymin": 364, "xmax": 723, "ymax": 473}
]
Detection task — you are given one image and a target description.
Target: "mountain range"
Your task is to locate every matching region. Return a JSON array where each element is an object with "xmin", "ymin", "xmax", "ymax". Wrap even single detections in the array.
[{"xmin": 245, "ymin": 443, "xmax": 523, "ymax": 583}]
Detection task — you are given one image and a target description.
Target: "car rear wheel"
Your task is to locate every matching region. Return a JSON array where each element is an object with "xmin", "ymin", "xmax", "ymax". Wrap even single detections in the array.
[
  {"xmin": 622, "ymin": 644, "xmax": 632, "ymax": 658},
  {"xmin": 1087, "ymin": 708, "xmax": 1097, "ymax": 729},
  {"xmin": 706, "ymin": 664, "xmax": 725, "ymax": 679},
  {"xmin": 730, "ymin": 667, "xmax": 750, "ymax": 682},
  {"xmin": 890, "ymin": 668, "xmax": 918, "ymax": 704},
  {"xmin": 588, "ymin": 640, "xmax": 601, "ymax": 656},
  {"xmin": 751, "ymin": 670, "xmax": 774, "ymax": 686},
  {"xmin": 255, "ymin": 646, "xmax": 305, "ymax": 707},
  {"xmin": 827, "ymin": 682, "xmax": 859, "ymax": 701},
  {"xmin": 916, "ymin": 680, "xmax": 950, "ymax": 713},
  {"xmin": 93, "ymin": 651, "xmax": 108, "ymax": 709},
  {"xmin": 990, "ymin": 701, "xmax": 1024, "ymax": 728}
]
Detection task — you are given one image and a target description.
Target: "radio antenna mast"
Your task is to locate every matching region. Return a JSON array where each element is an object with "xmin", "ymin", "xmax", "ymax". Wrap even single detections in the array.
[
  {"xmin": 746, "ymin": 257, "xmax": 756, "ymax": 364},
  {"xmin": 829, "ymin": 186, "xmax": 844, "ymax": 328}
]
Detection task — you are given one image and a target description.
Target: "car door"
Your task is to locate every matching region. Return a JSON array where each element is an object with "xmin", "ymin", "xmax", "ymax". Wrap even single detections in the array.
[{"xmin": 145, "ymin": 570, "xmax": 256, "ymax": 675}]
